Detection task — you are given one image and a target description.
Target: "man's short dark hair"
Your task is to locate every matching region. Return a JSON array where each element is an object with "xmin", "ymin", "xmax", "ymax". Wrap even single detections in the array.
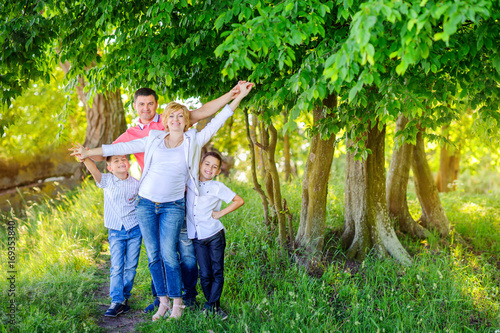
[
  {"xmin": 134, "ymin": 88, "xmax": 158, "ymax": 103},
  {"xmin": 201, "ymin": 151, "xmax": 223, "ymax": 167}
]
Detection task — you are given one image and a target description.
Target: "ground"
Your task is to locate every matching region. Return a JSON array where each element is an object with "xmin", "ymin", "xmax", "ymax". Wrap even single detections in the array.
[{"xmin": 95, "ymin": 260, "xmax": 147, "ymax": 332}]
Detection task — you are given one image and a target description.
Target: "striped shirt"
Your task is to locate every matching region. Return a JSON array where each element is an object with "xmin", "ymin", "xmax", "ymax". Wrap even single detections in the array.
[{"xmin": 96, "ymin": 173, "xmax": 140, "ymax": 231}]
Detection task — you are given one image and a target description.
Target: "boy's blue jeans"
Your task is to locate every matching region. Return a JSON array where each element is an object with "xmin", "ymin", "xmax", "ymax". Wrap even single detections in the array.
[
  {"xmin": 193, "ymin": 229, "xmax": 226, "ymax": 310},
  {"xmin": 136, "ymin": 196, "xmax": 184, "ymax": 298},
  {"xmin": 108, "ymin": 225, "xmax": 142, "ymax": 304}
]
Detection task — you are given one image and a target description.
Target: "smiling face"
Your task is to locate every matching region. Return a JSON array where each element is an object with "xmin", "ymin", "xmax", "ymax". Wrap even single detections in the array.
[
  {"xmin": 166, "ymin": 110, "xmax": 187, "ymax": 132},
  {"xmin": 199, "ymin": 155, "xmax": 222, "ymax": 182},
  {"xmin": 133, "ymin": 95, "xmax": 158, "ymax": 124},
  {"xmin": 161, "ymin": 102, "xmax": 191, "ymax": 132},
  {"xmin": 106, "ymin": 155, "xmax": 130, "ymax": 176}
]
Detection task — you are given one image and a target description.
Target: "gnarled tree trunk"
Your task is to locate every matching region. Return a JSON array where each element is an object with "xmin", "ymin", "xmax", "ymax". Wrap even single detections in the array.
[
  {"xmin": 412, "ymin": 130, "xmax": 450, "ymax": 236},
  {"xmin": 386, "ymin": 115, "xmax": 430, "ymax": 239},
  {"xmin": 342, "ymin": 121, "xmax": 412, "ymax": 265},
  {"xmin": 244, "ymin": 109, "xmax": 270, "ymax": 226},
  {"xmin": 295, "ymin": 95, "xmax": 337, "ymax": 254},
  {"xmin": 261, "ymin": 121, "xmax": 287, "ymax": 245},
  {"xmin": 436, "ymin": 126, "xmax": 460, "ymax": 192},
  {"xmin": 60, "ymin": 62, "xmax": 126, "ymax": 148},
  {"xmin": 283, "ymin": 111, "xmax": 293, "ymax": 183}
]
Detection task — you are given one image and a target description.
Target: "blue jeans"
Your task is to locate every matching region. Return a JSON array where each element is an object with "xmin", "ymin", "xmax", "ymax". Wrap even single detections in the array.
[
  {"xmin": 136, "ymin": 196, "xmax": 184, "ymax": 298},
  {"xmin": 108, "ymin": 225, "xmax": 142, "ymax": 304},
  {"xmin": 150, "ymin": 221, "xmax": 198, "ymax": 301},
  {"xmin": 193, "ymin": 229, "xmax": 226, "ymax": 310}
]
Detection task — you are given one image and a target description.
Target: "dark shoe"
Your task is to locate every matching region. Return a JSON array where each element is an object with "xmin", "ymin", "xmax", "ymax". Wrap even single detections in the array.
[
  {"xmin": 122, "ymin": 299, "xmax": 130, "ymax": 314},
  {"xmin": 144, "ymin": 297, "xmax": 160, "ymax": 313},
  {"xmin": 216, "ymin": 307, "xmax": 228, "ymax": 321},
  {"xmin": 105, "ymin": 303, "xmax": 125, "ymax": 317},
  {"xmin": 183, "ymin": 298, "xmax": 200, "ymax": 310}
]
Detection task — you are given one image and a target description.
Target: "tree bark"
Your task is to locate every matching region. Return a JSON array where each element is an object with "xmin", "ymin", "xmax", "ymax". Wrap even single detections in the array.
[
  {"xmin": 386, "ymin": 116, "xmax": 430, "ymax": 239},
  {"xmin": 60, "ymin": 62, "xmax": 126, "ymax": 149},
  {"xmin": 283, "ymin": 111, "xmax": 293, "ymax": 183},
  {"xmin": 261, "ymin": 121, "xmax": 287, "ymax": 245},
  {"xmin": 436, "ymin": 126, "xmax": 461, "ymax": 192},
  {"xmin": 243, "ymin": 109, "xmax": 270, "ymax": 226},
  {"xmin": 412, "ymin": 130, "xmax": 450, "ymax": 236},
  {"xmin": 342, "ymin": 121, "xmax": 412, "ymax": 265},
  {"xmin": 295, "ymin": 95, "xmax": 336, "ymax": 254}
]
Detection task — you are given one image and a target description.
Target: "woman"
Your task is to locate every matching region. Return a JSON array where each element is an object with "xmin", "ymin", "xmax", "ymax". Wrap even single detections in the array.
[{"xmin": 71, "ymin": 82, "xmax": 253, "ymax": 321}]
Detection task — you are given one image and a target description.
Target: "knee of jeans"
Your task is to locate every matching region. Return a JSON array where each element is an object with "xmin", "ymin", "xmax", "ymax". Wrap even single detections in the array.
[{"xmin": 110, "ymin": 265, "xmax": 123, "ymax": 277}]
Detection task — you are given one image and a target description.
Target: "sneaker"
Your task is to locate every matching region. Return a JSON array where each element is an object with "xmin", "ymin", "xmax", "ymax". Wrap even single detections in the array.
[
  {"xmin": 143, "ymin": 297, "xmax": 160, "ymax": 313},
  {"xmin": 216, "ymin": 307, "xmax": 228, "ymax": 321},
  {"xmin": 105, "ymin": 302, "xmax": 125, "ymax": 317},
  {"xmin": 122, "ymin": 299, "xmax": 130, "ymax": 314}
]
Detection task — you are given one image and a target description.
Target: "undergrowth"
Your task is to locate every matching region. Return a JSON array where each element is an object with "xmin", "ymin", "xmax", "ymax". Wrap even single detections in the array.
[{"xmin": 1, "ymin": 178, "xmax": 499, "ymax": 332}]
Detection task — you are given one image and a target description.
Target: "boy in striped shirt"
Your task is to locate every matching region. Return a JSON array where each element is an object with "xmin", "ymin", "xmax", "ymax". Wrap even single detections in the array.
[{"xmin": 74, "ymin": 148, "xmax": 142, "ymax": 317}]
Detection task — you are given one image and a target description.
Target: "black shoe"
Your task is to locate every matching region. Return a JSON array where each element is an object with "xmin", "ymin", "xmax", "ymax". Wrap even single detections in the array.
[
  {"xmin": 105, "ymin": 303, "xmax": 125, "ymax": 317},
  {"xmin": 216, "ymin": 307, "xmax": 228, "ymax": 321},
  {"xmin": 122, "ymin": 299, "xmax": 130, "ymax": 314},
  {"xmin": 183, "ymin": 298, "xmax": 200, "ymax": 310},
  {"xmin": 144, "ymin": 297, "xmax": 160, "ymax": 313}
]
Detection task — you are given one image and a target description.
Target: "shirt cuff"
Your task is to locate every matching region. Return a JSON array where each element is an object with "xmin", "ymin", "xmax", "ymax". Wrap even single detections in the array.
[{"xmin": 102, "ymin": 144, "xmax": 114, "ymax": 157}]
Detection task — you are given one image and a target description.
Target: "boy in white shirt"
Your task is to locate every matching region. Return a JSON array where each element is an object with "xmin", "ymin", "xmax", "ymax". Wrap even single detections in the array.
[
  {"xmin": 71, "ymin": 146, "xmax": 142, "ymax": 317},
  {"xmin": 186, "ymin": 151, "xmax": 244, "ymax": 320}
]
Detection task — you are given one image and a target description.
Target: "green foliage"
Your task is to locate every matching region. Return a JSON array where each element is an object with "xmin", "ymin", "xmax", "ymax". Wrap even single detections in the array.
[{"xmin": 0, "ymin": 68, "xmax": 86, "ymax": 159}]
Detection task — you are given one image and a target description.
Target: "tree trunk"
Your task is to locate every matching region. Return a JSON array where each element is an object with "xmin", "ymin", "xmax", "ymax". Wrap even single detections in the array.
[
  {"xmin": 283, "ymin": 111, "xmax": 292, "ymax": 183},
  {"xmin": 60, "ymin": 62, "xmax": 126, "ymax": 178},
  {"xmin": 261, "ymin": 121, "xmax": 287, "ymax": 245},
  {"xmin": 60, "ymin": 62, "xmax": 126, "ymax": 148},
  {"xmin": 386, "ymin": 116, "xmax": 430, "ymax": 239},
  {"xmin": 251, "ymin": 114, "xmax": 266, "ymax": 184},
  {"xmin": 412, "ymin": 130, "xmax": 450, "ymax": 236},
  {"xmin": 295, "ymin": 95, "xmax": 336, "ymax": 254},
  {"xmin": 342, "ymin": 121, "xmax": 412, "ymax": 265},
  {"xmin": 243, "ymin": 109, "xmax": 270, "ymax": 226},
  {"xmin": 436, "ymin": 126, "xmax": 461, "ymax": 192}
]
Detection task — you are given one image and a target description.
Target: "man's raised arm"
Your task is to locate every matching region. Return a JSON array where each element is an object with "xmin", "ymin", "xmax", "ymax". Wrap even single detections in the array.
[{"xmin": 190, "ymin": 81, "xmax": 247, "ymax": 124}]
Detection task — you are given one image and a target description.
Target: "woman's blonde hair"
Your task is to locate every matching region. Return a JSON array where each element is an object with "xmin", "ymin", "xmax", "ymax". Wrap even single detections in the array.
[{"xmin": 161, "ymin": 102, "xmax": 191, "ymax": 132}]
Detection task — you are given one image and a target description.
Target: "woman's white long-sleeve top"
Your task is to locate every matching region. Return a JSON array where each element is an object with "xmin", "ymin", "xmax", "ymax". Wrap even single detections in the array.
[{"xmin": 102, "ymin": 104, "xmax": 234, "ymax": 197}]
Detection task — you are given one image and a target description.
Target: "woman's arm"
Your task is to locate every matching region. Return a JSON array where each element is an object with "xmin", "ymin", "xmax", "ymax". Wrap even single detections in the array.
[
  {"xmin": 69, "ymin": 144, "xmax": 103, "ymax": 159},
  {"xmin": 228, "ymin": 82, "xmax": 253, "ymax": 111},
  {"xmin": 195, "ymin": 82, "xmax": 254, "ymax": 147}
]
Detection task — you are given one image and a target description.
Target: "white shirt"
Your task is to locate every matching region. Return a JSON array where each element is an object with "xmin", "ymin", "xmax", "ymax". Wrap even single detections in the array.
[
  {"xmin": 186, "ymin": 179, "xmax": 236, "ymax": 240},
  {"xmin": 138, "ymin": 140, "xmax": 188, "ymax": 202},
  {"xmin": 96, "ymin": 173, "xmax": 140, "ymax": 231}
]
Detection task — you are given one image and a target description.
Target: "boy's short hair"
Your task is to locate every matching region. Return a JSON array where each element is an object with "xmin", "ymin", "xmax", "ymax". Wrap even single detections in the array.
[
  {"xmin": 161, "ymin": 102, "xmax": 191, "ymax": 132},
  {"xmin": 134, "ymin": 88, "xmax": 158, "ymax": 103},
  {"xmin": 202, "ymin": 151, "xmax": 223, "ymax": 168},
  {"xmin": 106, "ymin": 155, "xmax": 128, "ymax": 164}
]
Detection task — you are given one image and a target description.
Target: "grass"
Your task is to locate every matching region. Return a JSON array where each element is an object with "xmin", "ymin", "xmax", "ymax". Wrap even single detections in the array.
[{"xmin": 1, "ymin": 178, "xmax": 499, "ymax": 332}]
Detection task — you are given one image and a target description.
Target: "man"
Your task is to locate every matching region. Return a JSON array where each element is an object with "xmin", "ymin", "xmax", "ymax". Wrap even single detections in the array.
[{"xmin": 94, "ymin": 83, "xmax": 244, "ymax": 312}]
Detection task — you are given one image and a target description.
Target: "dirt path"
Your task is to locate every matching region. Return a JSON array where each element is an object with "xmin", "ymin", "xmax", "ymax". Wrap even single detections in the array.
[{"xmin": 95, "ymin": 260, "xmax": 147, "ymax": 332}]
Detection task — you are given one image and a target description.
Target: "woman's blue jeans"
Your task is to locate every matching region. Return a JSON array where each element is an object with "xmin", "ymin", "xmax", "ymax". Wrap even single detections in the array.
[{"xmin": 136, "ymin": 196, "xmax": 184, "ymax": 298}]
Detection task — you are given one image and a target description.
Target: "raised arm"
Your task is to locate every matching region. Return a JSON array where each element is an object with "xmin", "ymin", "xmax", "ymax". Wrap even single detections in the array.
[
  {"xmin": 195, "ymin": 81, "xmax": 254, "ymax": 147},
  {"xmin": 82, "ymin": 157, "xmax": 103, "ymax": 184},
  {"xmin": 189, "ymin": 81, "xmax": 244, "ymax": 124},
  {"xmin": 228, "ymin": 82, "xmax": 254, "ymax": 111},
  {"xmin": 69, "ymin": 144, "xmax": 104, "ymax": 159}
]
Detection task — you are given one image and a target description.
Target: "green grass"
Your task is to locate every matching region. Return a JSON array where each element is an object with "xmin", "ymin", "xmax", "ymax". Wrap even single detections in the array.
[{"xmin": 1, "ymin": 178, "xmax": 499, "ymax": 332}]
